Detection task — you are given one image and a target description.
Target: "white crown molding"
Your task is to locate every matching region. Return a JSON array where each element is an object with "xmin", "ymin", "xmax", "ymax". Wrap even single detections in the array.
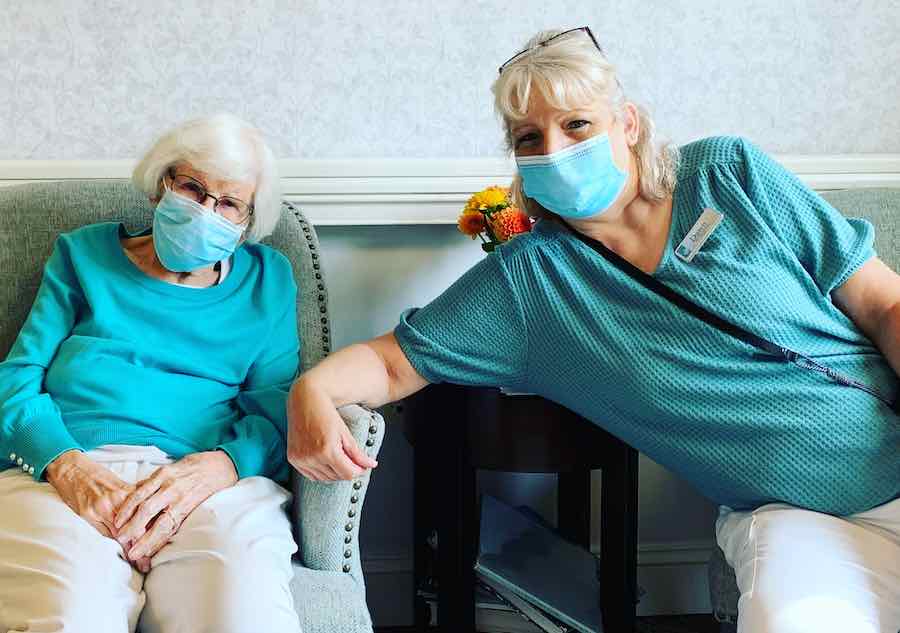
[{"xmin": 1, "ymin": 156, "xmax": 898, "ymax": 225}]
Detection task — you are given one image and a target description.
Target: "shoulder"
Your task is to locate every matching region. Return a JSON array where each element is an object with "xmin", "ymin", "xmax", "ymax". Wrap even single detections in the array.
[
  {"xmin": 52, "ymin": 222, "xmax": 119, "ymax": 260},
  {"xmin": 241, "ymin": 241, "xmax": 297, "ymax": 293},
  {"xmin": 677, "ymin": 135, "xmax": 766, "ymax": 180},
  {"xmin": 493, "ymin": 219, "xmax": 566, "ymax": 264}
]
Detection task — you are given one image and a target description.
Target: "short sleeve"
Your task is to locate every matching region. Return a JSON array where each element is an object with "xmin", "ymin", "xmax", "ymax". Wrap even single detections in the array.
[
  {"xmin": 394, "ymin": 250, "xmax": 528, "ymax": 390},
  {"xmin": 737, "ymin": 138, "xmax": 875, "ymax": 294}
]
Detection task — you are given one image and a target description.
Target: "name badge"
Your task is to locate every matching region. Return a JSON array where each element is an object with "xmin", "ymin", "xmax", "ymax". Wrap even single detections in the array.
[{"xmin": 675, "ymin": 208, "xmax": 724, "ymax": 262}]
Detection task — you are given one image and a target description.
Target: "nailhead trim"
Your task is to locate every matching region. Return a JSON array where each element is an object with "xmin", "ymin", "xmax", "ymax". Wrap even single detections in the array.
[
  {"xmin": 287, "ymin": 202, "xmax": 330, "ymax": 359},
  {"xmin": 337, "ymin": 415, "xmax": 381, "ymax": 577}
]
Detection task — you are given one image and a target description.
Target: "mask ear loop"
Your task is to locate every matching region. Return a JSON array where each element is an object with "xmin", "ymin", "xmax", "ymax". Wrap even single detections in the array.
[{"xmin": 152, "ymin": 170, "xmax": 176, "ymax": 205}]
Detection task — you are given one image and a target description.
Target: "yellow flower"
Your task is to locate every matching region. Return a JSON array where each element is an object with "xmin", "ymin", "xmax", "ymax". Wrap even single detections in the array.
[
  {"xmin": 466, "ymin": 186, "xmax": 509, "ymax": 212},
  {"xmin": 457, "ymin": 210, "xmax": 486, "ymax": 237}
]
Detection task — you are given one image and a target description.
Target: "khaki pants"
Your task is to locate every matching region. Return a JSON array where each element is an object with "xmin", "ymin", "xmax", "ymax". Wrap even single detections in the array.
[
  {"xmin": 716, "ymin": 497, "xmax": 900, "ymax": 633},
  {"xmin": 0, "ymin": 445, "xmax": 302, "ymax": 633}
]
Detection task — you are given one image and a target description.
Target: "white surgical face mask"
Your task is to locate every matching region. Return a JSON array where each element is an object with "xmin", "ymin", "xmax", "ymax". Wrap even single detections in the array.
[
  {"xmin": 516, "ymin": 133, "xmax": 628, "ymax": 219},
  {"xmin": 152, "ymin": 187, "xmax": 243, "ymax": 272}
]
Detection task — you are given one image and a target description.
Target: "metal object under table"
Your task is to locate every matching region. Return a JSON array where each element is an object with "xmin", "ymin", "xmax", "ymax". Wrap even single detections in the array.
[{"xmin": 403, "ymin": 383, "xmax": 639, "ymax": 633}]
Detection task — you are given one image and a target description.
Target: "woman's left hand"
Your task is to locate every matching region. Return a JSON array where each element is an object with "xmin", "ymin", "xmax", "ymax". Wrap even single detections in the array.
[{"xmin": 113, "ymin": 450, "xmax": 238, "ymax": 569}]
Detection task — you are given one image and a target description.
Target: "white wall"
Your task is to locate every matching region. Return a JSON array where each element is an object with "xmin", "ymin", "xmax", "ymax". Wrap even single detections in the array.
[
  {"xmin": 3, "ymin": 0, "xmax": 899, "ymax": 625},
  {"xmin": 3, "ymin": 0, "xmax": 899, "ymax": 160}
]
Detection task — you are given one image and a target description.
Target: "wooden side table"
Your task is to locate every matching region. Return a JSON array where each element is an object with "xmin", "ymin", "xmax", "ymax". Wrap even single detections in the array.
[{"xmin": 403, "ymin": 383, "xmax": 639, "ymax": 633}]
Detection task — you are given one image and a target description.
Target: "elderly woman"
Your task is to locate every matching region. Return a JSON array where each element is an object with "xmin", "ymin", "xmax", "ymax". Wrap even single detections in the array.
[
  {"xmin": 0, "ymin": 114, "xmax": 302, "ymax": 632},
  {"xmin": 288, "ymin": 28, "xmax": 899, "ymax": 633}
]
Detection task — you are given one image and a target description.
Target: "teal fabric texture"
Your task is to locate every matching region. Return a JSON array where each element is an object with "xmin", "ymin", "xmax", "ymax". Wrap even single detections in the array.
[
  {"xmin": 395, "ymin": 136, "xmax": 899, "ymax": 516},
  {"xmin": 0, "ymin": 222, "xmax": 299, "ymax": 481}
]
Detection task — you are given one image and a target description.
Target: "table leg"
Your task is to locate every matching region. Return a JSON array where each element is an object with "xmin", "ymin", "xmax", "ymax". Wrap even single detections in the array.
[
  {"xmin": 433, "ymin": 385, "xmax": 478, "ymax": 633},
  {"xmin": 600, "ymin": 443, "xmax": 639, "ymax": 633},
  {"xmin": 558, "ymin": 470, "xmax": 592, "ymax": 548},
  {"xmin": 412, "ymin": 413, "xmax": 435, "ymax": 628}
]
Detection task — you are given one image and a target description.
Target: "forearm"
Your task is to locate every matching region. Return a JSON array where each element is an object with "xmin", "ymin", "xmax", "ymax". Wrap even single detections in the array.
[
  {"xmin": 293, "ymin": 332, "xmax": 427, "ymax": 410},
  {"xmin": 874, "ymin": 302, "xmax": 900, "ymax": 379}
]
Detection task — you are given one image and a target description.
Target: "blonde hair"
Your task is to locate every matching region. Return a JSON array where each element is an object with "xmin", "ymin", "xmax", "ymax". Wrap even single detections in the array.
[
  {"xmin": 132, "ymin": 113, "xmax": 282, "ymax": 242},
  {"xmin": 492, "ymin": 29, "xmax": 678, "ymax": 213}
]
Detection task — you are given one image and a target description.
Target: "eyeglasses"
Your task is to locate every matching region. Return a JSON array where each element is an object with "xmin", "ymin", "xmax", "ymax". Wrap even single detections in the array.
[
  {"xmin": 498, "ymin": 26, "xmax": 603, "ymax": 75},
  {"xmin": 165, "ymin": 171, "xmax": 254, "ymax": 225}
]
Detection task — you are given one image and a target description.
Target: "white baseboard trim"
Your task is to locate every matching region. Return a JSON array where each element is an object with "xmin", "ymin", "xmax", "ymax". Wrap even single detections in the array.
[
  {"xmin": 361, "ymin": 539, "xmax": 715, "ymax": 574},
  {"xmin": 362, "ymin": 552, "xmax": 413, "ymax": 574},
  {"xmin": 1, "ymin": 155, "xmax": 898, "ymax": 225},
  {"xmin": 362, "ymin": 539, "xmax": 716, "ymax": 618},
  {"xmin": 636, "ymin": 539, "xmax": 715, "ymax": 567}
]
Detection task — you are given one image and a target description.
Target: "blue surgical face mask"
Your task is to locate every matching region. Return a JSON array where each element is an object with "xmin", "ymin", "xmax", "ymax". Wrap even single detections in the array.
[
  {"xmin": 516, "ymin": 133, "xmax": 628, "ymax": 219},
  {"xmin": 152, "ymin": 187, "xmax": 245, "ymax": 272}
]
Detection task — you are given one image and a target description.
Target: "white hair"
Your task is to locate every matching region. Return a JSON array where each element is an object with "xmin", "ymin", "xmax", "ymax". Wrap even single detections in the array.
[
  {"xmin": 492, "ymin": 29, "xmax": 679, "ymax": 212},
  {"xmin": 132, "ymin": 113, "xmax": 281, "ymax": 242}
]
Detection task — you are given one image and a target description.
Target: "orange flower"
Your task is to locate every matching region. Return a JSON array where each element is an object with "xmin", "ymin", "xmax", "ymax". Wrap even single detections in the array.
[
  {"xmin": 490, "ymin": 207, "xmax": 532, "ymax": 242},
  {"xmin": 457, "ymin": 210, "xmax": 486, "ymax": 237}
]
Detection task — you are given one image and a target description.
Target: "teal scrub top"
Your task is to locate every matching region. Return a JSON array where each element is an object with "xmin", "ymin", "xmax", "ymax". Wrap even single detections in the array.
[{"xmin": 395, "ymin": 136, "xmax": 899, "ymax": 516}]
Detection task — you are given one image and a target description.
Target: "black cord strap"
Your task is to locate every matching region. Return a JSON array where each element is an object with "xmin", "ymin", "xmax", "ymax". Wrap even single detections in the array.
[{"xmin": 562, "ymin": 221, "xmax": 898, "ymax": 413}]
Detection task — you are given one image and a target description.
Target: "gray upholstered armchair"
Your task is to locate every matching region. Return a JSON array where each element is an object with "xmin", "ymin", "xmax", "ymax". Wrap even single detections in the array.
[
  {"xmin": 708, "ymin": 187, "xmax": 900, "ymax": 631},
  {"xmin": 0, "ymin": 180, "xmax": 382, "ymax": 633}
]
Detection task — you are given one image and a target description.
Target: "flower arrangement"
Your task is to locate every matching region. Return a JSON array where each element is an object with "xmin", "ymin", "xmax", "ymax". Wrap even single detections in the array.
[{"xmin": 457, "ymin": 186, "xmax": 533, "ymax": 252}]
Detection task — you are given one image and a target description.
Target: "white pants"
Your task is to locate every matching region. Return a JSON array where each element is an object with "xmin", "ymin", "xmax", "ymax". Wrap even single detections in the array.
[
  {"xmin": 716, "ymin": 497, "xmax": 900, "ymax": 633},
  {"xmin": 0, "ymin": 445, "xmax": 302, "ymax": 633}
]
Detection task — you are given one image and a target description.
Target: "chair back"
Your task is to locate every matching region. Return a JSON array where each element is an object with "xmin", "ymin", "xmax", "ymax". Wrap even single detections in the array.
[
  {"xmin": 0, "ymin": 180, "xmax": 331, "ymax": 370},
  {"xmin": 820, "ymin": 188, "xmax": 900, "ymax": 272}
]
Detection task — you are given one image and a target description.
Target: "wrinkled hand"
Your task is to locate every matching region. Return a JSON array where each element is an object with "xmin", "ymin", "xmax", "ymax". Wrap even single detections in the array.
[
  {"xmin": 45, "ymin": 450, "xmax": 151, "ymax": 569},
  {"xmin": 287, "ymin": 379, "xmax": 377, "ymax": 481},
  {"xmin": 113, "ymin": 450, "xmax": 238, "ymax": 570}
]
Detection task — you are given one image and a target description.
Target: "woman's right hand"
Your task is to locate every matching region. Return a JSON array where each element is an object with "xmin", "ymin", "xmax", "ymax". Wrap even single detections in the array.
[
  {"xmin": 286, "ymin": 333, "xmax": 426, "ymax": 481},
  {"xmin": 287, "ymin": 378, "xmax": 377, "ymax": 481},
  {"xmin": 45, "ymin": 450, "xmax": 134, "ymax": 540}
]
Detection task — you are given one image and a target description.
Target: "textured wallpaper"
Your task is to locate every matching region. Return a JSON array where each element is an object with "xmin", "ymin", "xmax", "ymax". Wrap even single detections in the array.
[{"xmin": 1, "ymin": 0, "xmax": 898, "ymax": 160}]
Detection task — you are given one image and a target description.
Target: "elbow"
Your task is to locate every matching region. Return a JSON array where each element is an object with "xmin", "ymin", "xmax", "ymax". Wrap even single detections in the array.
[{"xmin": 883, "ymin": 300, "xmax": 900, "ymax": 336}]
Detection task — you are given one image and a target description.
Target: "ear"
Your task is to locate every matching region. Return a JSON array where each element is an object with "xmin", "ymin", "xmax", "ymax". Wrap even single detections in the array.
[{"xmin": 621, "ymin": 102, "xmax": 640, "ymax": 147}]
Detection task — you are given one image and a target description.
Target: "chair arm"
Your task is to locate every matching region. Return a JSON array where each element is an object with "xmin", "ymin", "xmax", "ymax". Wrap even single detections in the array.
[{"xmin": 291, "ymin": 404, "xmax": 386, "ymax": 587}]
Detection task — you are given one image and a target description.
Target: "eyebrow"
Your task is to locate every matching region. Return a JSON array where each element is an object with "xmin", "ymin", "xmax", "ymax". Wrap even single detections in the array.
[
  {"xmin": 510, "ymin": 124, "xmax": 536, "ymax": 136},
  {"xmin": 182, "ymin": 173, "xmax": 247, "ymax": 198}
]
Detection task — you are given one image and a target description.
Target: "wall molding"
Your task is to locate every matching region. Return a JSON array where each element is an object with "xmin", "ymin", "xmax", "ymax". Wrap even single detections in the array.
[
  {"xmin": 361, "ymin": 538, "xmax": 715, "ymax": 574},
  {"xmin": 1, "ymin": 155, "xmax": 898, "ymax": 225},
  {"xmin": 362, "ymin": 539, "xmax": 715, "ymax": 617}
]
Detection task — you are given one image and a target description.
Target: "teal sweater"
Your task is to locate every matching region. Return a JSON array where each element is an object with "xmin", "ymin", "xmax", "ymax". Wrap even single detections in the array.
[
  {"xmin": 0, "ymin": 223, "xmax": 299, "ymax": 481},
  {"xmin": 395, "ymin": 136, "xmax": 899, "ymax": 516}
]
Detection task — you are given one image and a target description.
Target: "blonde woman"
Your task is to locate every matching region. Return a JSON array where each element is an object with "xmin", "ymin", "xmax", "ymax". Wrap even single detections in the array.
[
  {"xmin": 288, "ymin": 27, "xmax": 900, "ymax": 633},
  {"xmin": 0, "ymin": 114, "xmax": 302, "ymax": 632}
]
